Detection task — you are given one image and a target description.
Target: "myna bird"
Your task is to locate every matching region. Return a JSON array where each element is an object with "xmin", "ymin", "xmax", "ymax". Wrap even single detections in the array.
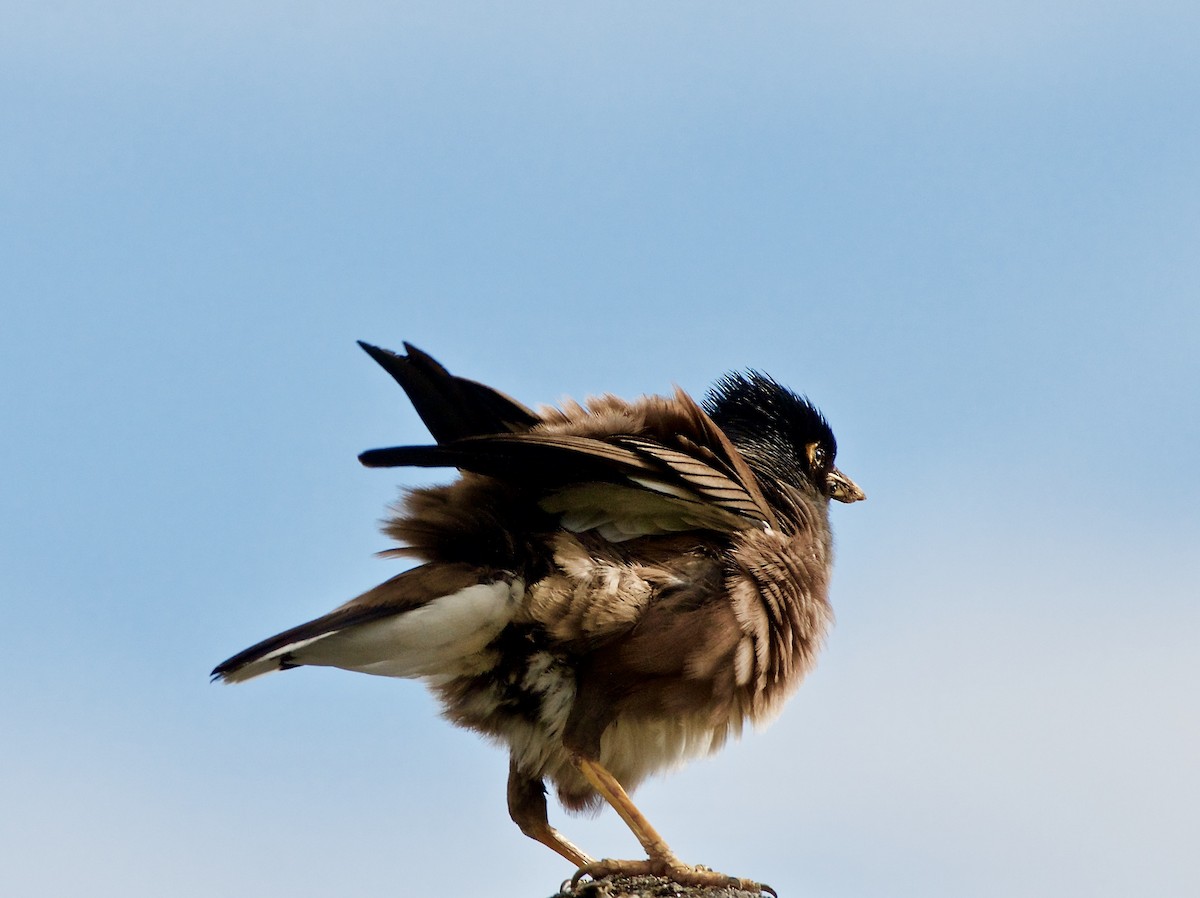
[{"xmin": 213, "ymin": 342, "xmax": 864, "ymax": 893}]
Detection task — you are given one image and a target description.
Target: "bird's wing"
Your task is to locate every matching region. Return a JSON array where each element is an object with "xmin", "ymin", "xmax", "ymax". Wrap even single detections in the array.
[
  {"xmin": 211, "ymin": 563, "xmax": 521, "ymax": 683},
  {"xmin": 361, "ymin": 432, "xmax": 775, "ymax": 537},
  {"xmin": 360, "ymin": 388, "xmax": 780, "ymax": 538},
  {"xmin": 359, "ymin": 341, "xmax": 541, "ymax": 443}
]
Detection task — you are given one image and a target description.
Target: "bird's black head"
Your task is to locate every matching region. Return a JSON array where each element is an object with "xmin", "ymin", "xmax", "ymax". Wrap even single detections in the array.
[{"xmin": 704, "ymin": 371, "xmax": 864, "ymax": 506}]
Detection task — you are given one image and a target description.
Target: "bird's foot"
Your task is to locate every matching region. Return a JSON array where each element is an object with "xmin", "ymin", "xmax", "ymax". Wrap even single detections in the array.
[{"xmin": 569, "ymin": 857, "xmax": 776, "ymax": 896}]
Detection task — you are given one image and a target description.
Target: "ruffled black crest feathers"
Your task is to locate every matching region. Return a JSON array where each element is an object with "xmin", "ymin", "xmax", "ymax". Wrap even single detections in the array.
[{"xmin": 703, "ymin": 371, "xmax": 837, "ymax": 484}]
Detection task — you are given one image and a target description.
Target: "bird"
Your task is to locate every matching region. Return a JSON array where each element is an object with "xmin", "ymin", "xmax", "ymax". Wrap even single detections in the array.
[{"xmin": 212, "ymin": 341, "xmax": 864, "ymax": 894}]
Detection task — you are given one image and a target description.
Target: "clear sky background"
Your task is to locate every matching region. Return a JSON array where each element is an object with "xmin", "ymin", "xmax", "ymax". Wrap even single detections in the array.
[{"xmin": 3, "ymin": 3, "xmax": 1197, "ymax": 897}]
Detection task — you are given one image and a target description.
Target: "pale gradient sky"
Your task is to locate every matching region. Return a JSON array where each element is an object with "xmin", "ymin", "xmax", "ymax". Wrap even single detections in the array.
[{"xmin": 2, "ymin": 3, "xmax": 1198, "ymax": 897}]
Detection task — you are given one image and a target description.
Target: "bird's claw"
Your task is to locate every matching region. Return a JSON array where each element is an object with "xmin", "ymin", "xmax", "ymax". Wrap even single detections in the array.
[{"xmin": 569, "ymin": 858, "xmax": 775, "ymax": 895}]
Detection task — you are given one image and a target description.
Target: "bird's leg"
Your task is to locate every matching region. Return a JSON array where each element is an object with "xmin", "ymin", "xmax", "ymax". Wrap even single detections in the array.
[
  {"xmin": 574, "ymin": 757, "xmax": 677, "ymax": 863},
  {"xmin": 568, "ymin": 755, "xmax": 774, "ymax": 896},
  {"xmin": 507, "ymin": 759, "xmax": 594, "ymax": 867}
]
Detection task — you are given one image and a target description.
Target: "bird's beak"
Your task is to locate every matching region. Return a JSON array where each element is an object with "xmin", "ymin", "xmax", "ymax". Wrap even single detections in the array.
[{"xmin": 825, "ymin": 467, "xmax": 865, "ymax": 503}]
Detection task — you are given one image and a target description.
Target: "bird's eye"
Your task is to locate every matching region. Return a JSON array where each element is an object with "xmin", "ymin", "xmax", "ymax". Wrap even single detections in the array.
[{"xmin": 807, "ymin": 443, "xmax": 827, "ymax": 469}]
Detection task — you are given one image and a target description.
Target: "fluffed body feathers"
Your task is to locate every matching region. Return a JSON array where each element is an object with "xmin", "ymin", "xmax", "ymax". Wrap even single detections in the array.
[{"xmin": 213, "ymin": 342, "xmax": 862, "ymax": 816}]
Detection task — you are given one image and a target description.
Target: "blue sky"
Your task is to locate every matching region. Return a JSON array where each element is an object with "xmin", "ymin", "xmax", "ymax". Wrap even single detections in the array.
[{"xmin": 2, "ymin": 3, "xmax": 1197, "ymax": 896}]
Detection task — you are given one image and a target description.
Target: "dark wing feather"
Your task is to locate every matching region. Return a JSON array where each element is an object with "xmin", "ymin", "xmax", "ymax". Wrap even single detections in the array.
[
  {"xmin": 357, "ymin": 351, "xmax": 779, "ymax": 532},
  {"xmin": 619, "ymin": 439, "xmax": 765, "ymax": 521},
  {"xmin": 656, "ymin": 388, "xmax": 780, "ymax": 531},
  {"xmin": 359, "ymin": 433, "xmax": 655, "ymax": 483},
  {"xmin": 358, "ymin": 341, "xmax": 540, "ymax": 443},
  {"xmin": 360, "ymin": 430, "xmax": 776, "ymax": 529}
]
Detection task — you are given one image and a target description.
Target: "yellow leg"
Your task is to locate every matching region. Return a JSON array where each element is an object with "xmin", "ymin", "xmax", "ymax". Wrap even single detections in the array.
[
  {"xmin": 569, "ymin": 755, "xmax": 775, "ymax": 896},
  {"xmin": 507, "ymin": 759, "xmax": 595, "ymax": 868},
  {"xmin": 575, "ymin": 757, "xmax": 680, "ymax": 864},
  {"xmin": 524, "ymin": 822, "xmax": 594, "ymax": 869}
]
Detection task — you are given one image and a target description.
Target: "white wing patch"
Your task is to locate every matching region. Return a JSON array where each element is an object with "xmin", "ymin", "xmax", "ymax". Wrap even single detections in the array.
[{"xmin": 290, "ymin": 580, "xmax": 523, "ymax": 679}]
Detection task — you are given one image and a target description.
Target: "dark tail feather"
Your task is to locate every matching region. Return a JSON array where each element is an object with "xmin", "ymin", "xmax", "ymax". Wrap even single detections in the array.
[{"xmin": 358, "ymin": 341, "xmax": 540, "ymax": 443}]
